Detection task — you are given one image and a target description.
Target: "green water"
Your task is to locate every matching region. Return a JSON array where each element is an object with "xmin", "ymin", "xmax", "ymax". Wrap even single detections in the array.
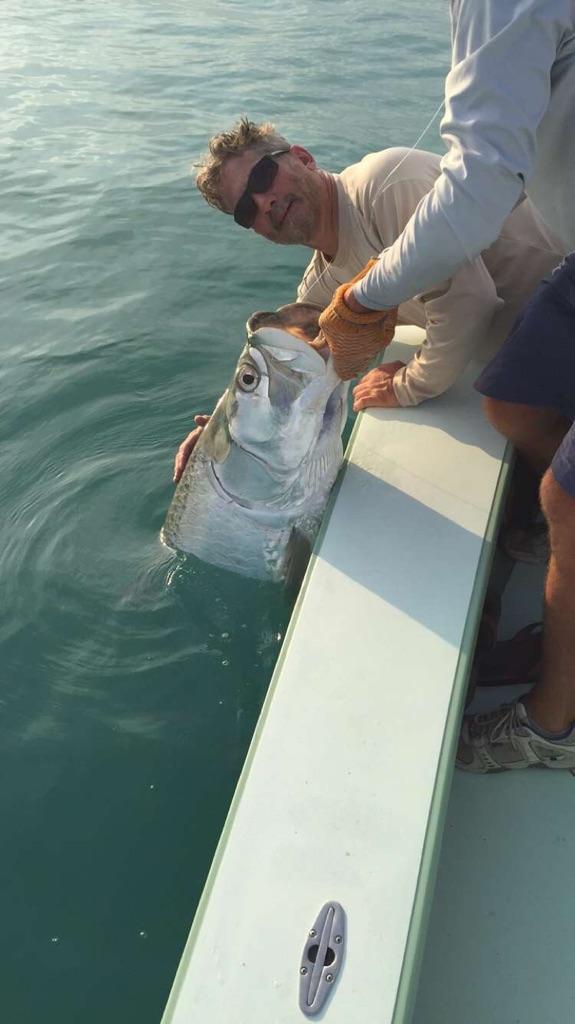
[{"xmin": 1, "ymin": 1, "xmax": 449, "ymax": 1019}]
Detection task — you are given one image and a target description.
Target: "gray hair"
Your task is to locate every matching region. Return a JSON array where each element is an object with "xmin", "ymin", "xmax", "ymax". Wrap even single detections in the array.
[{"xmin": 195, "ymin": 118, "xmax": 290, "ymax": 212}]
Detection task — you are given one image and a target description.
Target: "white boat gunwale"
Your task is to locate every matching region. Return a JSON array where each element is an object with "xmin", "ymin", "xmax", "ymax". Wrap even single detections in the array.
[{"xmin": 161, "ymin": 326, "xmax": 512, "ymax": 1024}]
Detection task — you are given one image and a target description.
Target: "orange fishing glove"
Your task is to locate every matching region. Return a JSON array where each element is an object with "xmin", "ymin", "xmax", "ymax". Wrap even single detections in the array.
[{"xmin": 313, "ymin": 259, "xmax": 398, "ymax": 381}]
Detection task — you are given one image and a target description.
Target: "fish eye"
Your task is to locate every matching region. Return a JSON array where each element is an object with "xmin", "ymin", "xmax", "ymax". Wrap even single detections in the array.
[{"xmin": 236, "ymin": 363, "xmax": 261, "ymax": 393}]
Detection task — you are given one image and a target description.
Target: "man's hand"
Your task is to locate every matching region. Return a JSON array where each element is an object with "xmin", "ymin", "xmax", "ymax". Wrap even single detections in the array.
[
  {"xmin": 352, "ymin": 361, "xmax": 406, "ymax": 412},
  {"xmin": 173, "ymin": 415, "xmax": 210, "ymax": 483},
  {"xmin": 315, "ymin": 259, "xmax": 398, "ymax": 381}
]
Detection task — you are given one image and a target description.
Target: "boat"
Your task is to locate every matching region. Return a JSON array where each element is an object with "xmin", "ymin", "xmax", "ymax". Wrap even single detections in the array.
[
  {"xmin": 412, "ymin": 569, "xmax": 571, "ymax": 1024},
  {"xmin": 160, "ymin": 325, "xmax": 562, "ymax": 1023}
]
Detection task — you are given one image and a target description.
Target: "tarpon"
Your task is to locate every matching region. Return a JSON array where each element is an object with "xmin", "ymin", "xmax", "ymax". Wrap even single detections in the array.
[{"xmin": 161, "ymin": 303, "xmax": 349, "ymax": 584}]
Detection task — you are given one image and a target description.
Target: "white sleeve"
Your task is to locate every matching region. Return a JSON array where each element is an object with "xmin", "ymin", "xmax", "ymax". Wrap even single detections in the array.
[{"xmin": 354, "ymin": 0, "xmax": 567, "ymax": 310}]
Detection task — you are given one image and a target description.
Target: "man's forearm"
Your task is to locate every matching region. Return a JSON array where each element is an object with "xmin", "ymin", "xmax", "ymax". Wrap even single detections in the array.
[
  {"xmin": 351, "ymin": 0, "xmax": 565, "ymax": 311},
  {"xmin": 353, "ymin": 168, "xmax": 521, "ymax": 310}
]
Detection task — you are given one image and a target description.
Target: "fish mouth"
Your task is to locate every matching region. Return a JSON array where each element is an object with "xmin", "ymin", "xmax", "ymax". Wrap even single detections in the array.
[
  {"xmin": 250, "ymin": 326, "xmax": 347, "ymax": 432},
  {"xmin": 239, "ymin": 327, "xmax": 347, "ymax": 465},
  {"xmin": 249, "ymin": 325, "xmax": 328, "ymax": 374}
]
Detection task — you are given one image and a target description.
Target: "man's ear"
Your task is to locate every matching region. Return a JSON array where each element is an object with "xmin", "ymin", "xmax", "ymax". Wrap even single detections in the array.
[{"xmin": 289, "ymin": 145, "xmax": 317, "ymax": 170}]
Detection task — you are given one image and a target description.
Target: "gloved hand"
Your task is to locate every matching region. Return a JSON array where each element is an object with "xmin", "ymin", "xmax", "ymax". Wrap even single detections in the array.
[{"xmin": 312, "ymin": 259, "xmax": 398, "ymax": 380}]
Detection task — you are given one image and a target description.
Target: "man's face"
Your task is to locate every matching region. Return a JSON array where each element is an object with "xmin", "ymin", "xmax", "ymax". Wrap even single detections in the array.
[{"xmin": 219, "ymin": 146, "xmax": 326, "ymax": 246}]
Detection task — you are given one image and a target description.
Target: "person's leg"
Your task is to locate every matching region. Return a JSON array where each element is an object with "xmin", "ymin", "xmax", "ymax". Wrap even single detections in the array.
[
  {"xmin": 475, "ymin": 256, "xmax": 575, "ymax": 463},
  {"xmin": 481, "ymin": 397, "xmax": 570, "ymax": 564},
  {"xmin": 458, "ymin": 256, "xmax": 575, "ymax": 772},
  {"xmin": 457, "ymin": 427, "xmax": 575, "ymax": 772},
  {"xmin": 524, "ymin": 467, "xmax": 575, "ymax": 732},
  {"xmin": 482, "ymin": 397, "xmax": 571, "ymax": 475}
]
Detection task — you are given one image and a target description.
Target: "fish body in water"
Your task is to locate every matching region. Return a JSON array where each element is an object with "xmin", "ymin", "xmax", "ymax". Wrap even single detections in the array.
[{"xmin": 162, "ymin": 304, "xmax": 349, "ymax": 584}]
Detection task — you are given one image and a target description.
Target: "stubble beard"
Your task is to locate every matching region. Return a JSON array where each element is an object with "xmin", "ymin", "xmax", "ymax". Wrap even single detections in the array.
[{"xmin": 271, "ymin": 189, "xmax": 319, "ymax": 247}]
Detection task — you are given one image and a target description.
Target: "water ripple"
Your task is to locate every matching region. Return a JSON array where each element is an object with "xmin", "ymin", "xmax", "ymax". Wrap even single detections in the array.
[{"xmin": 0, "ymin": 2, "xmax": 449, "ymax": 1020}]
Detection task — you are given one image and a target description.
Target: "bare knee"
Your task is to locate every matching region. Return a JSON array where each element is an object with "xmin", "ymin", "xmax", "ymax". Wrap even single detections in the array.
[{"xmin": 482, "ymin": 397, "xmax": 557, "ymax": 445}]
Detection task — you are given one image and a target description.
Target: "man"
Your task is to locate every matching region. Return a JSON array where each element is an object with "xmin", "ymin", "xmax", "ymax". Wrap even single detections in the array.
[
  {"xmin": 315, "ymin": 0, "xmax": 575, "ymax": 773},
  {"xmin": 174, "ymin": 121, "xmax": 562, "ymax": 478}
]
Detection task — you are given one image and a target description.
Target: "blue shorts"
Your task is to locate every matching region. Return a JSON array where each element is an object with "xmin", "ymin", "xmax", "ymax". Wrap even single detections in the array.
[{"xmin": 475, "ymin": 252, "xmax": 575, "ymax": 497}]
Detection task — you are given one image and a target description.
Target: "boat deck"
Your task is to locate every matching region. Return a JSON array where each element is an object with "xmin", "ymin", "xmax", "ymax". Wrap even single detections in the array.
[
  {"xmin": 161, "ymin": 328, "xmax": 513, "ymax": 1024},
  {"xmin": 413, "ymin": 559, "xmax": 575, "ymax": 1024}
]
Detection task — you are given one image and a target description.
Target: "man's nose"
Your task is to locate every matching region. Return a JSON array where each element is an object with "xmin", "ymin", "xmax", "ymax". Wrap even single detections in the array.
[{"xmin": 253, "ymin": 190, "xmax": 276, "ymax": 216}]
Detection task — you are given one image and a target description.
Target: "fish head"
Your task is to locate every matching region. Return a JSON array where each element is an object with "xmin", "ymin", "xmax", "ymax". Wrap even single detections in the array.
[
  {"xmin": 162, "ymin": 303, "xmax": 349, "ymax": 581},
  {"xmin": 213, "ymin": 303, "xmax": 347, "ymax": 476}
]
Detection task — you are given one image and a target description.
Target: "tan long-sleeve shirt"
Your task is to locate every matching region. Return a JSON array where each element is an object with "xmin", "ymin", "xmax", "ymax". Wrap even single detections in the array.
[{"xmin": 297, "ymin": 148, "xmax": 565, "ymax": 406}]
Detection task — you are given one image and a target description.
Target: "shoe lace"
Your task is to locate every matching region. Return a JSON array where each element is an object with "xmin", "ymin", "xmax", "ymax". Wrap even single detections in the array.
[{"xmin": 469, "ymin": 703, "xmax": 519, "ymax": 745}]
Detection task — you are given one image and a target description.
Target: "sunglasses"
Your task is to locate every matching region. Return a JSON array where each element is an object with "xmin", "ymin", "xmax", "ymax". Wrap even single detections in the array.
[{"xmin": 233, "ymin": 148, "xmax": 290, "ymax": 229}]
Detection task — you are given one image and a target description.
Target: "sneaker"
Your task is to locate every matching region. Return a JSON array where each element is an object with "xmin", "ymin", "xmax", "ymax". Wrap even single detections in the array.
[
  {"xmin": 501, "ymin": 521, "xmax": 549, "ymax": 564},
  {"xmin": 456, "ymin": 701, "xmax": 575, "ymax": 773}
]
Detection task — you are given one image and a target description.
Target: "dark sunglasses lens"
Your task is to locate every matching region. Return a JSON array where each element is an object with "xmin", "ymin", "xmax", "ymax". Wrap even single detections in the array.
[
  {"xmin": 248, "ymin": 155, "xmax": 278, "ymax": 192},
  {"xmin": 233, "ymin": 155, "xmax": 282, "ymax": 228},
  {"xmin": 234, "ymin": 194, "xmax": 257, "ymax": 229}
]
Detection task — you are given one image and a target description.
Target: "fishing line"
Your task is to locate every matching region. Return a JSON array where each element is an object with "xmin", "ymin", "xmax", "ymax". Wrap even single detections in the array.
[
  {"xmin": 370, "ymin": 97, "xmax": 446, "ymax": 205},
  {"xmin": 309, "ymin": 97, "xmax": 446, "ymax": 294}
]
